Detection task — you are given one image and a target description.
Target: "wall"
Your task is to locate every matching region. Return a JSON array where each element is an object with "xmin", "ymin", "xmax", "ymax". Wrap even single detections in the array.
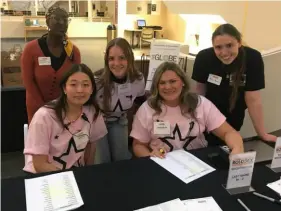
[
  {"xmin": 243, "ymin": 2, "xmax": 281, "ymax": 51},
  {"xmin": 163, "ymin": 1, "xmax": 281, "ymax": 51},
  {"xmin": 162, "ymin": 3, "xmax": 186, "ymax": 42}
]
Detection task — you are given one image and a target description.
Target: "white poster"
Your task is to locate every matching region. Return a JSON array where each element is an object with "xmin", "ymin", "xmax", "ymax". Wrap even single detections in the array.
[{"xmin": 145, "ymin": 42, "xmax": 181, "ymax": 90}]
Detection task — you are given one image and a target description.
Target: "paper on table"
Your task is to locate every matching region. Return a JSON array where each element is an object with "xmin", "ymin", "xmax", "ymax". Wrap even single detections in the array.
[
  {"xmin": 182, "ymin": 197, "xmax": 222, "ymax": 211},
  {"xmin": 151, "ymin": 149, "xmax": 215, "ymax": 184},
  {"xmin": 135, "ymin": 198, "xmax": 187, "ymax": 211},
  {"xmin": 25, "ymin": 171, "xmax": 84, "ymax": 211},
  {"xmin": 267, "ymin": 178, "xmax": 281, "ymax": 195}
]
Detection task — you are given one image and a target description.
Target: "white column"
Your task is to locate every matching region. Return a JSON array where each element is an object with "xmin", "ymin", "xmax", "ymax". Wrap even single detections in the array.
[
  {"xmin": 117, "ymin": 0, "xmax": 126, "ymax": 37},
  {"xmin": 88, "ymin": 0, "xmax": 93, "ymax": 22},
  {"xmin": 35, "ymin": 0, "xmax": 38, "ymax": 16},
  {"xmin": 69, "ymin": 0, "xmax": 72, "ymax": 12}
]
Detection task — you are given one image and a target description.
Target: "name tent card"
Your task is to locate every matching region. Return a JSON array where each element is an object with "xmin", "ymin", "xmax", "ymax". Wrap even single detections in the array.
[
  {"xmin": 223, "ymin": 151, "xmax": 256, "ymax": 195},
  {"xmin": 267, "ymin": 137, "xmax": 281, "ymax": 173}
]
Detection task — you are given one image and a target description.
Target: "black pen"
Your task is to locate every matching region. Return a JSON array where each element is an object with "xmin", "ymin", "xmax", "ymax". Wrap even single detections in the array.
[{"xmin": 253, "ymin": 192, "xmax": 281, "ymax": 205}]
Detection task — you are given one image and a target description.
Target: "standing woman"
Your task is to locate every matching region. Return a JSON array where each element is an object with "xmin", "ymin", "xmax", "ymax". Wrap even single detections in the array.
[
  {"xmin": 192, "ymin": 23, "xmax": 276, "ymax": 145},
  {"xmin": 21, "ymin": 6, "xmax": 81, "ymax": 123},
  {"xmin": 94, "ymin": 38, "xmax": 146, "ymax": 163}
]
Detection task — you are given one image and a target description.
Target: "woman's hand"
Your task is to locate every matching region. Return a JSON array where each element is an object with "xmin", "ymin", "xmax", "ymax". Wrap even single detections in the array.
[
  {"xmin": 150, "ymin": 147, "xmax": 166, "ymax": 159},
  {"xmin": 260, "ymin": 133, "xmax": 277, "ymax": 142},
  {"xmin": 230, "ymin": 144, "xmax": 244, "ymax": 155}
]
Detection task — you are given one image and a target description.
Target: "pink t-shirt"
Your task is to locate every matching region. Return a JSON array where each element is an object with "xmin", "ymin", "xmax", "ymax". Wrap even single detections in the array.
[
  {"xmin": 23, "ymin": 105, "xmax": 107, "ymax": 173},
  {"xmin": 95, "ymin": 76, "xmax": 145, "ymax": 121},
  {"xmin": 130, "ymin": 96, "xmax": 226, "ymax": 152}
]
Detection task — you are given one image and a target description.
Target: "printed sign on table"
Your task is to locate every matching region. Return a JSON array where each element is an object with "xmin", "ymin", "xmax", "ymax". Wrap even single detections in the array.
[
  {"xmin": 145, "ymin": 42, "xmax": 180, "ymax": 90},
  {"xmin": 226, "ymin": 151, "xmax": 256, "ymax": 190}
]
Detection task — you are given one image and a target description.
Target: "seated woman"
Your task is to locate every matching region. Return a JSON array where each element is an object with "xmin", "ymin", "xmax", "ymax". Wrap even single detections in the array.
[
  {"xmin": 130, "ymin": 62, "xmax": 244, "ymax": 158},
  {"xmin": 23, "ymin": 64, "xmax": 107, "ymax": 174}
]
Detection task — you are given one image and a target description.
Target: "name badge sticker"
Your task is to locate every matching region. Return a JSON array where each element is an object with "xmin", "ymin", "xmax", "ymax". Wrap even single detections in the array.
[
  {"xmin": 207, "ymin": 74, "xmax": 222, "ymax": 86},
  {"xmin": 118, "ymin": 83, "xmax": 131, "ymax": 95},
  {"xmin": 154, "ymin": 121, "xmax": 170, "ymax": 135},
  {"xmin": 38, "ymin": 57, "xmax": 51, "ymax": 66}
]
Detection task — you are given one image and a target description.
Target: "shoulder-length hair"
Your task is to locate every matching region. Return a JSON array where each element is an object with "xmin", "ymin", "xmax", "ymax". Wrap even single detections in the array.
[{"xmin": 148, "ymin": 62, "xmax": 199, "ymax": 119}]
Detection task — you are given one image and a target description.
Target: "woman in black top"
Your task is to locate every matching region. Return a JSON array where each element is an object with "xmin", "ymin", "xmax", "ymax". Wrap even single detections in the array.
[{"xmin": 192, "ymin": 23, "xmax": 276, "ymax": 145}]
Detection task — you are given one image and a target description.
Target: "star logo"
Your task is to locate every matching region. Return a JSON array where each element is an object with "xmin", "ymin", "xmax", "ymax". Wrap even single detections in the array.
[
  {"xmin": 159, "ymin": 123, "xmax": 197, "ymax": 151},
  {"xmin": 126, "ymin": 95, "xmax": 133, "ymax": 101},
  {"xmin": 53, "ymin": 137, "xmax": 86, "ymax": 170},
  {"xmin": 112, "ymin": 99, "xmax": 129, "ymax": 112}
]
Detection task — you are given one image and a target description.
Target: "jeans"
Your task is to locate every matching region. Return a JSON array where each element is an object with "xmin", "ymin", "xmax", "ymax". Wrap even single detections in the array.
[{"xmin": 95, "ymin": 117, "xmax": 132, "ymax": 164}]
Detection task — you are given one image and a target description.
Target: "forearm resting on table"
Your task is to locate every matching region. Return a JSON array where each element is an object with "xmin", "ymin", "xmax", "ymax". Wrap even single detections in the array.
[
  {"xmin": 245, "ymin": 91, "xmax": 266, "ymax": 137},
  {"xmin": 84, "ymin": 143, "xmax": 96, "ymax": 165},
  {"xmin": 212, "ymin": 122, "xmax": 244, "ymax": 152},
  {"xmin": 133, "ymin": 139, "xmax": 151, "ymax": 157},
  {"xmin": 33, "ymin": 155, "xmax": 60, "ymax": 173}
]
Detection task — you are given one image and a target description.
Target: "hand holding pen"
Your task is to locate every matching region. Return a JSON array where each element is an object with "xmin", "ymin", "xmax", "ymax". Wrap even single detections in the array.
[{"xmin": 150, "ymin": 147, "xmax": 166, "ymax": 159}]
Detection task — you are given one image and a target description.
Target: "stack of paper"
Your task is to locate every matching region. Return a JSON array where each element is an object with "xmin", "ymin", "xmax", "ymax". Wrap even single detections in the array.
[
  {"xmin": 135, "ymin": 197, "xmax": 222, "ymax": 211},
  {"xmin": 182, "ymin": 197, "xmax": 223, "ymax": 211},
  {"xmin": 25, "ymin": 171, "xmax": 84, "ymax": 211},
  {"xmin": 135, "ymin": 198, "xmax": 187, "ymax": 211},
  {"xmin": 151, "ymin": 149, "xmax": 215, "ymax": 184},
  {"xmin": 267, "ymin": 177, "xmax": 281, "ymax": 196}
]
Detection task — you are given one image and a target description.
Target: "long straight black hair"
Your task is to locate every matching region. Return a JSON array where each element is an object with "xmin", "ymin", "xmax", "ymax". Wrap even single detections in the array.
[
  {"xmin": 212, "ymin": 23, "xmax": 246, "ymax": 112},
  {"xmin": 45, "ymin": 63, "xmax": 100, "ymax": 127}
]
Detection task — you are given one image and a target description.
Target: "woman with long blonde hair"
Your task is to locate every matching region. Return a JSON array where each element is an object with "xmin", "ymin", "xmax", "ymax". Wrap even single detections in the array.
[{"xmin": 131, "ymin": 62, "xmax": 244, "ymax": 158}]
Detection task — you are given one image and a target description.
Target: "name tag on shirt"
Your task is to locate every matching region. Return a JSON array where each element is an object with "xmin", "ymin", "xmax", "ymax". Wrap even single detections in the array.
[
  {"xmin": 207, "ymin": 74, "xmax": 222, "ymax": 86},
  {"xmin": 73, "ymin": 131, "xmax": 89, "ymax": 149},
  {"xmin": 154, "ymin": 122, "xmax": 170, "ymax": 135},
  {"xmin": 38, "ymin": 57, "xmax": 51, "ymax": 66},
  {"xmin": 118, "ymin": 83, "xmax": 131, "ymax": 94}
]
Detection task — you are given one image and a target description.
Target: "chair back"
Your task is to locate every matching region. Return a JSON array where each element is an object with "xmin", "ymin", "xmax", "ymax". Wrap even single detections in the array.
[{"xmin": 141, "ymin": 28, "xmax": 154, "ymax": 39}]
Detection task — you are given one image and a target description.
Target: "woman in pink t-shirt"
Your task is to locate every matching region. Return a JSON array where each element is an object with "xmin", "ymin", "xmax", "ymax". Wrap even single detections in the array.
[
  {"xmin": 130, "ymin": 62, "xmax": 244, "ymax": 158},
  {"xmin": 23, "ymin": 64, "xmax": 107, "ymax": 174}
]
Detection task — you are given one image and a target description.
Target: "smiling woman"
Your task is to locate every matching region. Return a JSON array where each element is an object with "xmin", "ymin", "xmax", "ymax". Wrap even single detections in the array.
[
  {"xmin": 192, "ymin": 23, "xmax": 277, "ymax": 145},
  {"xmin": 93, "ymin": 37, "xmax": 147, "ymax": 164},
  {"xmin": 130, "ymin": 62, "xmax": 244, "ymax": 158},
  {"xmin": 23, "ymin": 63, "xmax": 107, "ymax": 174},
  {"xmin": 21, "ymin": 6, "xmax": 81, "ymax": 124}
]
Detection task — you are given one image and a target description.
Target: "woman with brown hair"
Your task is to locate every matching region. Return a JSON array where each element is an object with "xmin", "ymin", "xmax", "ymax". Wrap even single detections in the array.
[
  {"xmin": 131, "ymin": 62, "xmax": 243, "ymax": 158},
  {"xmin": 21, "ymin": 6, "xmax": 81, "ymax": 123},
  {"xmin": 192, "ymin": 23, "xmax": 276, "ymax": 145},
  {"xmin": 94, "ymin": 38, "xmax": 146, "ymax": 163}
]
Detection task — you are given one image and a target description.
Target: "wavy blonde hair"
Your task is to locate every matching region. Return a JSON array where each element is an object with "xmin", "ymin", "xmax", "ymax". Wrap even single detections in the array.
[{"xmin": 148, "ymin": 62, "xmax": 199, "ymax": 118}]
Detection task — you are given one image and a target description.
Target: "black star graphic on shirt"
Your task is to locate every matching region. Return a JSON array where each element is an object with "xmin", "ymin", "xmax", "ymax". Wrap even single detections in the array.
[
  {"xmin": 112, "ymin": 99, "xmax": 129, "ymax": 112},
  {"xmin": 53, "ymin": 137, "xmax": 86, "ymax": 170},
  {"xmin": 126, "ymin": 95, "xmax": 133, "ymax": 101},
  {"xmin": 159, "ymin": 123, "xmax": 197, "ymax": 152}
]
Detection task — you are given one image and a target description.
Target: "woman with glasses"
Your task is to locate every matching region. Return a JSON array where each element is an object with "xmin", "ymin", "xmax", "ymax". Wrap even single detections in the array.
[
  {"xmin": 191, "ymin": 23, "xmax": 276, "ymax": 145},
  {"xmin": 21, "ymin": 6, "xmax": 81, "ymax": 123}
]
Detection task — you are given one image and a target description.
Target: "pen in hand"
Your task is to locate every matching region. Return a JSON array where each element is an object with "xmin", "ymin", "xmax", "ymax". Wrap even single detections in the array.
[{"xmin": 253, "ymin": 192, "xmax": 281, "ymax": 205}]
